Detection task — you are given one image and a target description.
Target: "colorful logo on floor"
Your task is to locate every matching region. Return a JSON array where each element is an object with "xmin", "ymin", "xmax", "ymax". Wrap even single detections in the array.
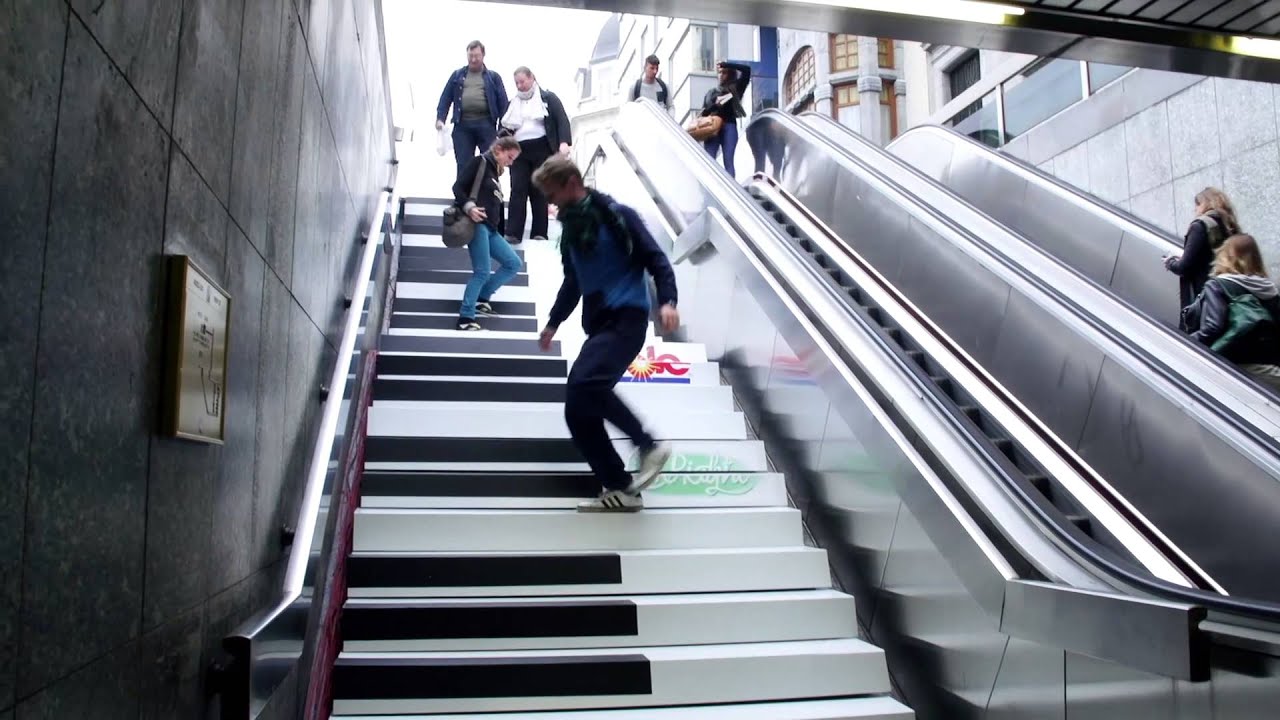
[
  {"xmin": 629, "ymin": 451, "xmax": 743, "ymax": 474},
  {"xmin": 648, "ymin": 473, "xmax": 760, "ymax": 496},
  {"xmin": 620, "ymin": 345, "xmax": 691, "ymax": 383}
]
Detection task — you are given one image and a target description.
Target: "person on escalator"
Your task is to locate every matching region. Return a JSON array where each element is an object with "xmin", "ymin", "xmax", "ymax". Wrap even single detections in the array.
[
  {"xmin": 1164, "ymin": 187, "xmax": 1242, "ymax": 320},
  {"xmin": 532, "ymin": 156, "xmax": 679, "ymax": 512},
  {"xmin": 453, "ymin": 136, "xmax": 524, "ymax": 331},
  {"xmin": 698, "ymin": 60, "xmax": 752, "ymax": 178},
  {"xmin": 1181, "ymin": 234, "xmax": 1280, "ymax": 391}
]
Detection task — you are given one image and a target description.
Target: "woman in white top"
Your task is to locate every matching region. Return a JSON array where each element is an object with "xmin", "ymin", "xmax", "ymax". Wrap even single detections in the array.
[{"xmin": 501, "ymin": 66, "xmax": 573, "ymax": 244}]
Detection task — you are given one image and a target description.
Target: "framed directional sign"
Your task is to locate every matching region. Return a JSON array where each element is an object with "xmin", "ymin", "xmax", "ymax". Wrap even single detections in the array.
[{"xmin": 162, "ymin": 255, "xmax": 231, "ymax": 444}]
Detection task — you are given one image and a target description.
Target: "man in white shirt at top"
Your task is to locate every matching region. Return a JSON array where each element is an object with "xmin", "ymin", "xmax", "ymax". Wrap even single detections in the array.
[{"xmin": 628, "ymin": 54, "xmax": 674, "ymax": 117}]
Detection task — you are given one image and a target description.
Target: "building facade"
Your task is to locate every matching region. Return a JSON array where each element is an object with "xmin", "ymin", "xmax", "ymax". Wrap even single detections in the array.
[
  {"xmin": 572, "ymin": 14, "xmax": 778, "ymax": 180},
  {"xmin": 777, "ymin": 31, "xmax": 907, "ymax": 146},
  {"xmin": 902, "ymin": 44, "xmax": 1280, "ymax": 274}
]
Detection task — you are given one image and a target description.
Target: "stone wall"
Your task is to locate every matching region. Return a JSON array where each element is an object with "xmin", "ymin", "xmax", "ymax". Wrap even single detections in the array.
[{"xmin": 0, "ymin": 0, "xmax": 394, "ymax": 716}]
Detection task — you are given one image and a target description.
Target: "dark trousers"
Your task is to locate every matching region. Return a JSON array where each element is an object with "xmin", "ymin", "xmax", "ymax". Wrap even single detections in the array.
[
  {"xmin": 703, "ymin": 120, "xmax": 739, "ymax": 177},
  {"xmin": 452, "ymin": 119, "xmax": 497, "ymax": 176},
  {"xmin": 565, "ymin": 307, "xmax": 655, "ymax": 490},
  {"xmin": 509, "ymin": 138, "xmax": 553, "ymax": 240}
]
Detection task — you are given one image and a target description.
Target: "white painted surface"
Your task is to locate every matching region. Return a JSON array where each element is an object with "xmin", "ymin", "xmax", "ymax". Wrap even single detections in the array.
[
  {"xmin": 368, "ymin": 406, "xmax": 748, "ymax": 439},
  {"xmin": 359, "ymin": 472, "xmax": 789, "ymax": 510},
  {"xmin": 352, "ymin": 506, "xmax": 803, "ymax": 552},
  {"xmin": 334, "ymin": 695, "xmax": 912, "ymax": 719},
  {"xmin": 363, "ymin": 438, "xmax": 769, "ymax": 473}
]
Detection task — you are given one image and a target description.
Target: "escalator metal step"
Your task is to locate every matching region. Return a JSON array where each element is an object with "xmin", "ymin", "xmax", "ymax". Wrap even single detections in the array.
[
  {"xmin": 1027, "ymin": 474, "xmax": 1051, "ymax": 495},
  {"xmin": 885, "ymin": 328, "xmax": 903, "ymax": 345},
  {"xmin": 905, "ymin": 350, "xmax": 925, "ymax": 366},
  {"xmin": 957, "ymin": 405, "xmax": 981, "ymax": 422},
  {"xmin": 930, "ymin": 376, "xmax": 953, "ymax": 394},
  {"xmin": 1066, "ymin": 514, "xmax": 1092, "ymax": 534},
  {"xmin": 989, "ymin": 437, "xmax": 1015, "ymax": 457}
]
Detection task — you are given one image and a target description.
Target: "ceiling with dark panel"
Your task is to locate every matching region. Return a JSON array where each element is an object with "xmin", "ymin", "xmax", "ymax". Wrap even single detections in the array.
[{"xmin": 476, "ymin": 0, "xmax": 1280, "ymax": 81}]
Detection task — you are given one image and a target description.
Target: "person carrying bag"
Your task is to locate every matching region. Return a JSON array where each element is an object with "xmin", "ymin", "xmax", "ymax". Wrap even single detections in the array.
[{"xmin": 447, "ymin": 136, "xmax": 525, "ymax": 331}]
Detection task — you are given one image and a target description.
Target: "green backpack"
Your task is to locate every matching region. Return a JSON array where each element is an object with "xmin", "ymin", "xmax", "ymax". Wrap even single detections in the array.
[{"xmin": 1211, "ymin": 280, "xmax": 1276, "ymax": 355}]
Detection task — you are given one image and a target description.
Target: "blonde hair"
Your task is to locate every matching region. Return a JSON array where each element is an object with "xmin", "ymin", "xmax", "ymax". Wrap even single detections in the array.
[
  {"xmin": 1195, "ymin": 187, "xmax": 1241, "ymax": 235},
  {"xmin": 532, "ymin": 155, "xmax": 583, "ymax": 193},
  {"xmin": 1213, "ymin": 234, "xmax": 1268, "ymax": 278}
]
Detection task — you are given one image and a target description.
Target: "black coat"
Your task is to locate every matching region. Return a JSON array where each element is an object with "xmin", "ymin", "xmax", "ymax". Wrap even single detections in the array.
[
  {"xmin": 453, "ymin": 153, "xmax": 504, "ymax": 233},
  {"xmin": 502, "ymin": 90, "xmax": 573, "ymax": 154},
  {"xmin": 700, "ymin": 62, "xmax": 752, "ymax": 122},
  {"xmin": 1183, "ymin": 275, "xmax": 1280, "ymax": 365},
  {"xmin": 1168, "ymin": 211, "xmax": 1232, "ymax": 312}
]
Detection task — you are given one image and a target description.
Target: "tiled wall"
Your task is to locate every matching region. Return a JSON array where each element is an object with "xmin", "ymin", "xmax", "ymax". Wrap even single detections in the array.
[
  {"xmin": 0, "ymin": 0, "xmax": 394, "ymax": 716},
  {"xmin": 1030, "ymin": 74, "xmax": 1280, "ymax": 276}
]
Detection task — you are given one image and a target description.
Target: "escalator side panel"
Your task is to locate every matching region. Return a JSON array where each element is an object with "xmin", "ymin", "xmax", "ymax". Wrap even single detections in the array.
[
  {"xmin": 1019, "ymin": 179, "xmax": 1126, "ymax": 289},
  {"xmin": 984, "ymin": 295, "xmax": 1106, "ymax": 450},
  {"xmin": 1076, "ymin": 358, "xmax": 1280, "ymax": 602},
  {"xmin": 1111, "ymin": 230, "xmax": 1181, "ymax": 327},
  {"xmin": 829, "ymin": 170, "xmax": 913, "ymax": 290},
  {"xmin": 754, "ymin": 110, "xmax": 1280, "ymax": 600}
]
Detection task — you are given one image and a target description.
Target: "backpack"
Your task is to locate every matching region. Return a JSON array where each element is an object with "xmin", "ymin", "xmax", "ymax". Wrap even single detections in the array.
[
  {"xmin": 632, "ymin": 78, "xmax": 669, "ymax": 105},
  {"xmin": 1211, "ymin": 279, "xmax": 1278, "ymax": 356}
]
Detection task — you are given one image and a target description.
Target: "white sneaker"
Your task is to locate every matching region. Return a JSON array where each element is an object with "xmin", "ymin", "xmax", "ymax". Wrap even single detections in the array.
[
  {"xmin": 627, "ymin": 443, "xmax": 671, "ymax": 495},
  {"xmin": 577, "ymin": 489, "xmax": 644, "ymax": 513}
]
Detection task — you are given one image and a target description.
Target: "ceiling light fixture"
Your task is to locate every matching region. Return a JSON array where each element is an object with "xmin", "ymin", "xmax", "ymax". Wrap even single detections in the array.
[
  {"xmin": 1231, "ymin": 36, "xmax": 1280, "ymax": 60},
  {"xmin": 782, "ymin": 0, "xmax": 1026, "ymax": 25}
]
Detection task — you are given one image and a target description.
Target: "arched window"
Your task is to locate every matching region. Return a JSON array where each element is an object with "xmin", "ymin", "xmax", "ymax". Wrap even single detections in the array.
[{"xmin": 784, "ymin": 46, "xmax": 816, "ymax": 106}]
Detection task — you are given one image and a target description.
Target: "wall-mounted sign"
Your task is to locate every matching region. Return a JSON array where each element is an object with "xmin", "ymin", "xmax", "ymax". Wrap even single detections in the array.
[{"xmin": 162, "ymin": 255, "xmax": 231, "ymax": 444}]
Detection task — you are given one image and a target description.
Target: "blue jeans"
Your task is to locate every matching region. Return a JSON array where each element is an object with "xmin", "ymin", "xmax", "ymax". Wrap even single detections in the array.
[
  {"xmin": 704, "ymin": 121, "xmax": 739, "ymax": 177},
  {"xmin": 460, "ymin": 223, "xmax": 523, "ymax": 319},
  {"xmin": 452, "ymin": 119, "xmax": 498, "ymax": 176}
]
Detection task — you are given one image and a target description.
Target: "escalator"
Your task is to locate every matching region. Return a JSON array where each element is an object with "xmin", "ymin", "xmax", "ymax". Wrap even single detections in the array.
[
  {"xmin": 745, "ymin": 109, "xmax": 1280, "ymax": 605},
  {"xmin": 599, "ymin": 98, "xmax": 1280, "ymax": 718}
]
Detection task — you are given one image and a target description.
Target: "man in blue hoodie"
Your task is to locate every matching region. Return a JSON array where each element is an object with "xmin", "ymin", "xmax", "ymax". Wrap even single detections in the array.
[
  {"xmin": 436, "ymin": 40, "xmax": 510, "ymax": 176},
  {"xmin": 533, "ymin": 156, "xmax": 679, "ymax": 512}
]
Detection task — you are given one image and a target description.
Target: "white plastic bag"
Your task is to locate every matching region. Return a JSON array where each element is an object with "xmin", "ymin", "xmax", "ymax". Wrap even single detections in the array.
[{"xmin": 436, "ymin": 125, "xmax": 448, "ymax": 157}]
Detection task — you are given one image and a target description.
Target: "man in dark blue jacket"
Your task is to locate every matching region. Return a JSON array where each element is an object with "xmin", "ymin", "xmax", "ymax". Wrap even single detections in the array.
[
  {"xmin": 436, "ymin": 40, "xmax": 510, "ymax": 175},
  {"xmin": 533, "ymin": 156, "xmax": 679, "ymax": 512}
]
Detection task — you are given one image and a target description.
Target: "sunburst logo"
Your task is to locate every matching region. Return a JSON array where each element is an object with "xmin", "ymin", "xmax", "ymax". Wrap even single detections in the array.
[
  {"xmin": 627, "ymin": 355, "xmax": 659, "ymax": 379},
  {"xmin": 620, "ymin": 345, "xmax": 692, "ymax": 383}
]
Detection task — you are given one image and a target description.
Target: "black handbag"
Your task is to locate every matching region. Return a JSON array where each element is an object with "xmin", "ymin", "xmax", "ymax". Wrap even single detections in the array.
[{"xmin": 442, "ymin": 158, "xmax": 488, "ymax": 248}]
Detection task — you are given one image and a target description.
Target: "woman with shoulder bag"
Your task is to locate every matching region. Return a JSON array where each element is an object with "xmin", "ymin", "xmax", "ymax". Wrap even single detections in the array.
[
  {"xmin": 1181, "ymin": 233, "xmax": 1280, "ymax": 391},
  {"xmin": 1165, "ymin": 186, "xmax": 1242, "ymax": 318},
  {"xmin": 693, "ymin": 60, "xmax": 751, "ymax": 177},
  {"xmin": 452, "ymin": 135, "xmax": 524, "ymax": 331}
]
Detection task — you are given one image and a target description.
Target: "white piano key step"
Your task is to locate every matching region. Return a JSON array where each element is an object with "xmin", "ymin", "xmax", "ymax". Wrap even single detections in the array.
[
  {"xmin": 352, "ymin": 506, "xmax": 803, "ymax": 553},
  {"xmin": 368, "ymin": 406, "xmax": 748, "ymax": 440}
]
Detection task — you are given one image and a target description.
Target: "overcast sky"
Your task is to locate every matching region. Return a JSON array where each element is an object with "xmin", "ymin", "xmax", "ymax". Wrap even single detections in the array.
[{"xmin": 383, "ymin": 0, "xmax": 612, "ymax": 132}]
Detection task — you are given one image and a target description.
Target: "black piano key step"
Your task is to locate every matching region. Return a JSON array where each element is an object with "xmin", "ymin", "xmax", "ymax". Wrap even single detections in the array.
[
  {"xmin": 373, "ymin": 379, "xmax": 565, "ymax": 403},
  {"xmin": 377, "ymin": 334, "xmax": 558, "ymax": 356},
  {"xmin": 399, "ymin": 269, "xmax": 529, "ymax": 286},
  {"xmin": 362, "ymin": 471, "xmax": 597, "ymax": 498},
  {"xmin": 346, "ymin": 553, "xmax": 623, "ymax": 589},
  {"xmin": 332, "ymin": 653, "xmax": 652, "ymax": 700},
  {"xmin": 366, "ymin": 437, "xmax": 579, "ymax": 464},
  {"xmin": 341, "ymin": 599, "xmax": 638, "ymax": 641},
  {"xmin": 375, "ymin": 354, "xmax": 567, "ymax": 378},
  {"xmin": 391, "ymin": 313, "xmax": 539, "ymax": 332},
  {"xmin": 393, "ymin": 296, "xmax": 536, "ymax": 316}
]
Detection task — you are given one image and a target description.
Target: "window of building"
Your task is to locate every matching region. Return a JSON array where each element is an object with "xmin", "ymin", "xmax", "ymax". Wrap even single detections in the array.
[
  {"xmin": 947, "ymin": 51, "xmax": 982, "ymax": 124},
  {"xmin": 831, "ymin": 34, "xmax": 858, "ymax": 73},
  {"xmin": 1001, "ymin": 57, "xmax": 1082, "ymax": 141},
  {"xmin": 948, "ymin": 89, "xmax": 1000, "ymax": 148},
  {"xmin": 834, "ymin": 84, "xmax": 859, "ymax": 109},
  {"xmin": 877, "ymin": 38, "xmax": 894, "ymax": 69},
  {"xmin": 641, "ymin": 27, "xmax": 649, "ymax": 61},
  {"xmin": 833, "ymin": 83, "xmax": 860, "ymax": 130},
  {"xmin": 693, "ymin": 25, "xmax": 717, "ymax": 73},
  {"xmin": 881, "ymin": 80, "xmax": 898, "ymax": 138},
  {"xmin": 1088, "ymin": 62, "xmax": 1130, "ymax": 92},
  {"xmin": 785, "ymin": 46, "xmax": 816, "ymax": 105},
  {"xmin": 618, "ymin": 51, "xmax": 636, "ymax": 91}
]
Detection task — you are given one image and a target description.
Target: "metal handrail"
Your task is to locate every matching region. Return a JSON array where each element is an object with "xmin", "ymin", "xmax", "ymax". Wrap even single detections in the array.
[{"xmin": 219, "ymin": 180, "xmax": 400, "ymax": 719}]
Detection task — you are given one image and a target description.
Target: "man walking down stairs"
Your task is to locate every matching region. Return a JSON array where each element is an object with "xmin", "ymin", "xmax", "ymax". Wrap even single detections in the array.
[{"xmin": 327, "ymin": 195, "xmax": 913, "ymax": 718}]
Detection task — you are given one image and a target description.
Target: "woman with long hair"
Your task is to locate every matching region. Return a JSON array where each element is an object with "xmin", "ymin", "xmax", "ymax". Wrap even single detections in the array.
[
  {"xmin": 452, "ymin": 135, "xmax": 524, "ymax": 331},
  {"xmin": 1182, "ymin": 233, "xmax": 1280, "ymax": 390},
  {"xmin": 698, "ymin": 60, "xmax": 752, "ymax": 177},
  {"xmin": 1165, "ymin": 187, "xmax": 1242, "ymax": 315}
]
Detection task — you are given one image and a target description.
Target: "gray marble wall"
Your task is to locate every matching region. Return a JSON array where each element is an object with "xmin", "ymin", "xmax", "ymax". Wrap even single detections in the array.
[
  {"xmin": 0, "ymin": 0, "xmax": 394, "ymax": 716},
  {"xmin": 1017, "ymin": 72, "xmax": 1280, "ymax": 276}
]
